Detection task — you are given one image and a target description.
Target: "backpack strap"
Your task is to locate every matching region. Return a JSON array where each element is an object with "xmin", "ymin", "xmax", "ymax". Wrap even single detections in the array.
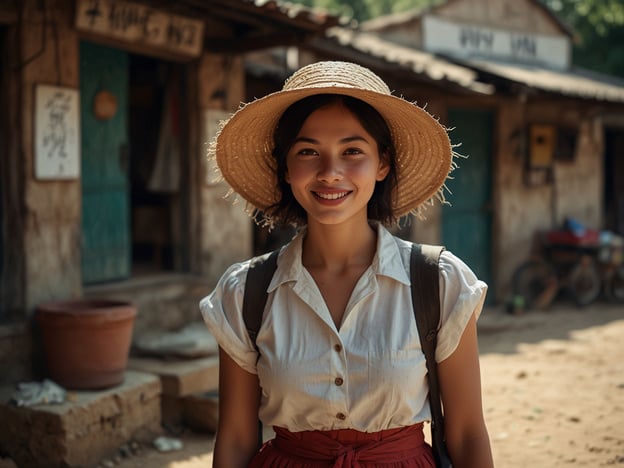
[
  {"xmin": 243, "ymin": 249, "xmax": 280, "ymax": 353},
  {"xmin": 242, "ymin": 248, "xmax": 280, "ymax": 449},
  {"xmin": 410, "ymin": 243, "xmax": 452, "ymax": 467}
]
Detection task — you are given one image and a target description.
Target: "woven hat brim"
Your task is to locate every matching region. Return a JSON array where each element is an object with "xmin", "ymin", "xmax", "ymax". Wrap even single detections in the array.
[{"xmin": 215, "ymin": 86, "xmax": 452, "ymax": 218}]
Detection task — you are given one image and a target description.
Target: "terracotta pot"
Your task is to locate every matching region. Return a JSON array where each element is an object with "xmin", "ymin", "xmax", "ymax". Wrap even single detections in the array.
[{"xmin": 37, "ymin": 299, "xmax": 137, "ymax": 390}]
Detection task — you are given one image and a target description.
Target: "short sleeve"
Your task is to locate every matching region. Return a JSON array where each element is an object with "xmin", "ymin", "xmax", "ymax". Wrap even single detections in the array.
[
  {"xmin": 199, "ymin": 261, "xmax": 259, "ymax": 374},
  {"xmin": 435, "ymin": 250, "xmax": 488, "ymax": 362}
]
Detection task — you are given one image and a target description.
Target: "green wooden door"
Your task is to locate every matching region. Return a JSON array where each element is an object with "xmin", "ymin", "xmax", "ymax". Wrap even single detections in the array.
[
  {"xmin": 442, "ymin": 108, "xmax": 494, "ymax": 292},
  {"xmin": 80, "ymin": 42, "xmax": 130, "ymax": 284}
]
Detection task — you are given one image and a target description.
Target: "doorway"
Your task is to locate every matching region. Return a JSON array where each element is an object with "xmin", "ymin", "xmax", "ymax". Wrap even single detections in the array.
[
  {"xmin": 442, "ymin": 108, "xmax": 494, "ymax": 292},
  {"xmin": 604, "ymin": 128, "xmax": 624, "ymax": 235},
  {"xmin": 80, "ymin": 41, "xmax": 189, "ymax": 284}
]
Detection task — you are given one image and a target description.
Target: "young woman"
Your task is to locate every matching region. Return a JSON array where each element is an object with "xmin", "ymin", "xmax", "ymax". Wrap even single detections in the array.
[{"xmin": 201, "ymin": 61, "xmax": 493, "ymax": 467}]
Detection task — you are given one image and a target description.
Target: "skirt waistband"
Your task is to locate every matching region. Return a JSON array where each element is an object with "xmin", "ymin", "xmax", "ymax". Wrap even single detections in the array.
[{"xmin": 270, "ymin": 424, "xmax": 429, "ymax": 467}]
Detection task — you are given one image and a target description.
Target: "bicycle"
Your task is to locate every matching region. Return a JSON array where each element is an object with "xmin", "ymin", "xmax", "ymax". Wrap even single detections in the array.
[{"xmin": 511, "ymin": 229, "xmax": 624, "ymax": 310}]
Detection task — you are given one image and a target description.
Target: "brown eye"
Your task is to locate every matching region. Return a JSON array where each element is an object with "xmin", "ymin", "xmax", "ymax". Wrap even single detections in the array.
[{"xmin": 344, "ymin": 148, "xmax": 363, "ymax": 156}]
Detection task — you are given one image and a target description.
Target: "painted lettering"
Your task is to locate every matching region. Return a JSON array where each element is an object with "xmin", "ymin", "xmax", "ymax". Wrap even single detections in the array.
[
  {"xmin": 76, "ymin": 0, "xmax": 204, "ymax": 57},
  {"xmin": 108, "ymin": 2, "xmax": 157, "ymax": 37},
  {"xmin": 511, "ymin": 35, "xmax": 537, "ymax": 57},
  {"xmin": 460, "ymin": 28, "xmax": 494, "ymax": 51},
  {"xmin": 168, "ymin": 21, "xmax": 197, "ymax": 47},
  {"xmin": 85, "ymin": 0, "xmax": 103, "ymax": 28}
]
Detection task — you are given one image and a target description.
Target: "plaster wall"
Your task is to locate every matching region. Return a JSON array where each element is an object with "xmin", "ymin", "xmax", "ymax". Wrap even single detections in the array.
[
  {"xmin": 496, "ymin": 98, "xmax": 603, "ymax": 297},
  {"xmin": 20, "ymin": 1, "xmax": 82, "ymax": 311},
  {"xmin": 198, "ymin": 54, "xmax": 253, "ymax": 283},
  {"xmin": 553, "ymin": 119, "xmax": 603, "ymax": 228}
]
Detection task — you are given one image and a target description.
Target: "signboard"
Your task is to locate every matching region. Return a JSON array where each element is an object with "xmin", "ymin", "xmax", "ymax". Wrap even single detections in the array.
[
  {"xmin": 34, "ymin": 85, "xmax": 81, "ymax": 180},
  {"xmin": 423, "ymin": 15, "xmax": 570, "ymax": 70},
  {"xmin": 75, "ymin": 0, "xmax": 204, "ymax": 58}
]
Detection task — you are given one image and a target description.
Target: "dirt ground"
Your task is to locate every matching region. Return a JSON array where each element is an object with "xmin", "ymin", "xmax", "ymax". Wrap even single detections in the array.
[{"xmin": 102, "ymin": 301, "xmax": 624, "ymax": 468}]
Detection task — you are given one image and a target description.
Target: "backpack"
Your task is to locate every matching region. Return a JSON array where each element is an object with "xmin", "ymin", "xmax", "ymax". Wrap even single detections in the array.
[{"xmin": 242, "ymin": 243, "xmax": 452, "ymax": 467}]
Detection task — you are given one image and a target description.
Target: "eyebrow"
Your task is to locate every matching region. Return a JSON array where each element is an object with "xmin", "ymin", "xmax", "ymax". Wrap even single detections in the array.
[{"xmin": 293, "ymin": 135, "xmax": 370, "ymax": 145}]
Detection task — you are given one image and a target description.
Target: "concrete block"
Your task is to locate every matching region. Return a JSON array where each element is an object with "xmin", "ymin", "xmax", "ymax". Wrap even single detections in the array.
[
  {"xmin": 0, "ymin": 370, "xmax": 161, "ymax": 468},
  {"xmin": 128, "ymin": 355, "xmax": 219, "ymax": 397},
  {"xmin": 128, "ymin": 356, "xmax": 218, "ymax": 428}
]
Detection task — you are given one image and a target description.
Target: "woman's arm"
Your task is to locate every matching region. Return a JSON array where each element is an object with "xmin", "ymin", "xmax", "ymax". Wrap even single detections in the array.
[
  {"xmin": 212, "ymin": 347, "xmax": 261, "ymax": 468},
  {"xmin": 438, "ymin": 311, "xmax": 494, "ymax": 468}
]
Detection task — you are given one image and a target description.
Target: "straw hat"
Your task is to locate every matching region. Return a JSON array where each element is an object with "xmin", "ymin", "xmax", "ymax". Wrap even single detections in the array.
[{"xmin": 212, "ymin": 61, "xmax": 454, "ymax": 220}]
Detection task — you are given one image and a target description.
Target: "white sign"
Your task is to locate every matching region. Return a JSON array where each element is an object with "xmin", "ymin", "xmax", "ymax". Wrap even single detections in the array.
[
  {"xmin": 423, "ymin": 15, "xmax": 570, "ymax": 70},
  {"xmin": 35, "ymin": 85, "xmax": 81, "ymax": 180},
  {"xmin": 75, "ymin": 0, "xmax": 204, "ymax": 58}
]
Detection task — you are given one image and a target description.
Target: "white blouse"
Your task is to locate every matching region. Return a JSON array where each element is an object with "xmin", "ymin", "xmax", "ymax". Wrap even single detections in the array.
[{"xmin": 200, "ymin": 224, "xmax": 487, "ymax": 433}]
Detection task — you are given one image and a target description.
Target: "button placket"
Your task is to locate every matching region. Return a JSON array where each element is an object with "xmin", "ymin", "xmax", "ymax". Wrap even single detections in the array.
[{"xmin": 331, "ymin": 338, "xmax": 348, "ymax": 424}]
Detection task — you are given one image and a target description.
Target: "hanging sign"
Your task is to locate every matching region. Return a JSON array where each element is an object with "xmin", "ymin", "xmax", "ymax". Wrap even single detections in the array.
[
  {"xmin": 34, "ymin": 85, "xmax": 81, "ymax": 180},
  {"xmin": 75, "ymin": 0, "xmax": 204, "ymax": 58}
]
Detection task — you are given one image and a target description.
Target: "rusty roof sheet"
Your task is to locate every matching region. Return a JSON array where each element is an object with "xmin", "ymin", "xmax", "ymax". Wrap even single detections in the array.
[
  {"xmin": 319, "ymin": 27, "xmax": 624, "ymax": 103},
  {"xmin": 171, "ymin": 0, "xmax": 343, "ymax": 52},
  {"xmin": 461, "ymin": 59, "xmax": 624, "ymax": 103},
  {"xmin": 247, "ymin": 0, "xmax": 343, "ymax": 29},
  {"xmin": 324, "ymin": 27, "xmax": 495, "ymax": 94}
]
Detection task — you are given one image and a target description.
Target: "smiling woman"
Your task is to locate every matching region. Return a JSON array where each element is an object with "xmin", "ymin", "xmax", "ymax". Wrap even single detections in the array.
[
  {"xmin": 277, "ymin": 95, "xmax": 391, "ymax": 229},
  {"xmin": 200, "ymin": 61, "xmax": 493, "ymax": 468}
]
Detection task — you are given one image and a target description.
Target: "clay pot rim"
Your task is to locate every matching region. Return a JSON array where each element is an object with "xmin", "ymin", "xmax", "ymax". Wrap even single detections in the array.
[{"xmin": 37, "ymin": 299, "xmax": 137, "ymax": 318}]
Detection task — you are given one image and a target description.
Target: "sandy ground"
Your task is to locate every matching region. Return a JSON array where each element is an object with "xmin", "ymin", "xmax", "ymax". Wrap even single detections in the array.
[{"xmin": 101, "ymin": 301, "xmax": 624, "ymax": 468}]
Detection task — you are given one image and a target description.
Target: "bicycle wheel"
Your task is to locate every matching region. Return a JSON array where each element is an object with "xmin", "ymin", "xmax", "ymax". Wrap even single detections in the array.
[
  {"xmin": 605, "ymin": 265, "xmax": 624, "ymax": 303},
  {"xmin": 567, "ymin": 258, "xmax": 602, "ymax": 307},
  {"xmin": 511, "ymin": 260, "xmax": 559, "ymax": 310}
]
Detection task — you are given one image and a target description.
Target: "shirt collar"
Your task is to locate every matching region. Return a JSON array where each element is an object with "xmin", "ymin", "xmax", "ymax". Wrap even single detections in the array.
[{"xmin": 268, "ymin": 223, "xmax": 410, "ymax": 292}]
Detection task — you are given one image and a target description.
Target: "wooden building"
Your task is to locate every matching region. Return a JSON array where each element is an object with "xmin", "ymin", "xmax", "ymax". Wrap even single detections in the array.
[
  {"xmin": 1, "ymin": 0, "xmax": 623, "ymax": 384},
  {"xmin": 293, "ymin": 0, "xmax": 624, "ymax": 301},
  {"xmin": 0, "ymin": 0, "xmax": 340, "ymax": 383}
]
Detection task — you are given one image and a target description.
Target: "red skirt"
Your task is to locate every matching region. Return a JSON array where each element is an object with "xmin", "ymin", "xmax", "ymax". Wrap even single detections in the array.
[{"xmin": 248, "ymin": 424, "xmax": 435, "ymax": 467}]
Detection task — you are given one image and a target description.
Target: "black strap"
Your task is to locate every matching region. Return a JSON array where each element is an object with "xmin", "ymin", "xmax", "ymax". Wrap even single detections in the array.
[
  {"xmin": 243, "ymin": 249, "xmax": 280, "ymax": 354},
  {"xmin": 242, "ymin": 248, "xmax": 280, "ymax": 448},
  {"xmin": 410, "ymin": 244, "xmax": 452, "ymax": 468}
]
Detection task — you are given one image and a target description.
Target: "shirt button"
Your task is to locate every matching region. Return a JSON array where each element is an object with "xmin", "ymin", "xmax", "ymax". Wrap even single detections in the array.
[
  {"xmin": 334, "ymin": 377, "xmax": 344, "ymax": 386},
  {"xmin": 334, "ymin": 344, "xmax": 342, "ymax": 352},
  {"xmin": 336, "ymin": 412, "xmax": 346, "ymax": 420}
]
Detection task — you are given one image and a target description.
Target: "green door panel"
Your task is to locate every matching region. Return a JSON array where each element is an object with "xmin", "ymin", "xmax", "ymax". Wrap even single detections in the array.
[
  {"xmin": 80, "ymin": 41, "xmax": 130, "ymax": 284},
  {"xmin": 443, "ymin": 108, "xmax": 494, "ymax": 295}
]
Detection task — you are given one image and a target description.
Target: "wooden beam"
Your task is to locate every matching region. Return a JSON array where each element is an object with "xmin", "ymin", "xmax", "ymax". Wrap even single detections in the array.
[{"xmin": 205, "ymin": 31, "xmax": 314, "ymax": 54}]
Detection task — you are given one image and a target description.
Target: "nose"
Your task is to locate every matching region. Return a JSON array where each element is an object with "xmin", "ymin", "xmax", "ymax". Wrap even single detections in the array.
[{"xmin": 317, "ymin": 155, "xmax": 343, "ymax": 182}]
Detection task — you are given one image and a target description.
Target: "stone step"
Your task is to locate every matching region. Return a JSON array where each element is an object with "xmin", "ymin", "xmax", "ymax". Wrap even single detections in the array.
[
  {"xmin": 128, "ymin": 355, "xmax": 219, "ymax": 430},
  {"xmin": 0, "ymin": 370, "xmax": 161, "ymax": 468}
]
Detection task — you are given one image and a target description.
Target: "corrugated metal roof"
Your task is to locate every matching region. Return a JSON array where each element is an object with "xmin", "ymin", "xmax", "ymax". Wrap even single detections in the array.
[
  {"xmin": 324, "ymin": 27, "xmax": 495, "ymax": 94},
  {"xmin": 317, "ymin": 28, "xmax": 624, "ymax": 103},
  {"xmin": 170, "ymin": 0, "xmax": 343, "ymax": 52},
  {"xmin": 244, "ymin": 0, "xmax": 343, "ymax": 29},
  {"xmin": 459, "ymin": 59, "xmax": 624, "ymax": 103}
]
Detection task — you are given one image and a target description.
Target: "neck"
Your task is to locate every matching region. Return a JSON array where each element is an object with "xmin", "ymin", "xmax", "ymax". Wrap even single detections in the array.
[{"xmin": 302, "ymin": 219, "xmax": 378, "ymax": 271}]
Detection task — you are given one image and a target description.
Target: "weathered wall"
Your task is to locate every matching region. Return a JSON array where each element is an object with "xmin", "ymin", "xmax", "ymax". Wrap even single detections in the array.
[
  {"xmin": 495, "ymin": 97, "xmax": 604, "ymax": 297},
  {"xmin": 21, "ymin": 0, "xmax": 82, "ymax": 312},
  {"xmin": 198, "ymin": 54, "xmax": 253, "ymax": 283},
  {"xmin": 554, "ymin": 118, "xmax": 604, "ymax": 228}
]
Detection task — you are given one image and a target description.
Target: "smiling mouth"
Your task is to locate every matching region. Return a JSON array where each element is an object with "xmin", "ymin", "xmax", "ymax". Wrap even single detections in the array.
[{"xmin": 313, "ymin": 191, "xmax": 350, "ymax": 200}]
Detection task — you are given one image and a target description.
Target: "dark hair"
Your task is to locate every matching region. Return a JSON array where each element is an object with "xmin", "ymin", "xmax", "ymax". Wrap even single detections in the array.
[{"xmin": 267, "ymin": 94, "xmax": 398, "ymax": 227}]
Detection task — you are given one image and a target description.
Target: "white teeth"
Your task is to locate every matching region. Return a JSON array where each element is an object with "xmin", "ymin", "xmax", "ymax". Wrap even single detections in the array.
[{"xmin": 316, "ymin": 192, "xmax": 348, "ymax": 200}]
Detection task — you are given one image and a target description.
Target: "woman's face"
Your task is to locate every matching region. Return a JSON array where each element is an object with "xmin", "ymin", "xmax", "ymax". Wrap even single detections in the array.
[{"xmin": 285, "ymin": 102, "xmax": 390, "ymax": 227}]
